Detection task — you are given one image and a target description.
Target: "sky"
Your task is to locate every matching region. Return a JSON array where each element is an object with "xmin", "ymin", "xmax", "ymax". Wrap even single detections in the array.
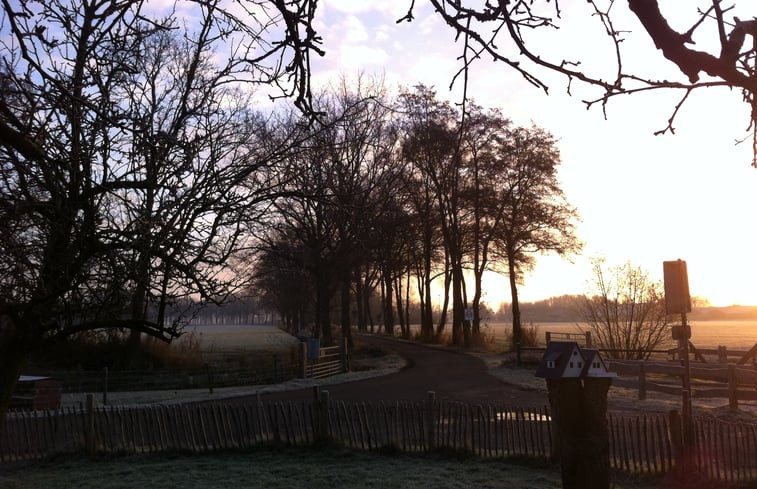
[{"xmin": 303, "ymin": 0, "xmax": 757, "ymax": 307}]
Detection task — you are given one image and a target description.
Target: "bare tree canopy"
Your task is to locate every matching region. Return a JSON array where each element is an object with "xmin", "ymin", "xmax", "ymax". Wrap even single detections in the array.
[
  {"xmin": 0, "ymin": 0, "xmax": 324, "ymax": 427},
  {"xmin": 397, "ymin": 1, "xmax": 757, "ymax": 164},
  {"xmin": 577, "ymin": 259, "xmax": 671, "ymax": 360}
]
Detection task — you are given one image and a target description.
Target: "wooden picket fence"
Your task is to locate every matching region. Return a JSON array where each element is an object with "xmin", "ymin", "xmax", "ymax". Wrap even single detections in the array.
[{"xmin": 1, "ymin": 395, "xmax": 756, "ymax": 485}]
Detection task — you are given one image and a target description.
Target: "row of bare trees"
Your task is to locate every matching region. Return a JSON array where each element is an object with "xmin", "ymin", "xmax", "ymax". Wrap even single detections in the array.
[{"xmin": 248, "ymin": 83, "xmax": 582, "ymax": 354}]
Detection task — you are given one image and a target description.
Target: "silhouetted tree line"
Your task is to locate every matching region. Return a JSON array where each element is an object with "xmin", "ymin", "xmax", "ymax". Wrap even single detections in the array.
[
  {"xmin": 246, "ymin": 82, "xmax": 580, "ymax": 351},
  {"xmin": 495, "ymin": 295, "xmax": 586, "ymax": 324}
]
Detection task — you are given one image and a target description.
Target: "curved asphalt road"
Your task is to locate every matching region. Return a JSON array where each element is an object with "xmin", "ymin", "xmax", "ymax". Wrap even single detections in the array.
[{"xmin": 242, "ymin": 334, "xmax": 547, "ymax": 406}]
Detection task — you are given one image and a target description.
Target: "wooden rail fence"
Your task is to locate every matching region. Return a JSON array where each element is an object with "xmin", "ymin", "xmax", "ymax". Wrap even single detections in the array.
[
  {"xmin": 609, "ymin": 360, "xmax": 757, "ymax": 409},
  {"xmin": 14, "ymin": 340, "xmax": 349, "ymax": 409},
  {"xmin": 1, "ymin": 393, "xmax": 755, "ymax": 484}
]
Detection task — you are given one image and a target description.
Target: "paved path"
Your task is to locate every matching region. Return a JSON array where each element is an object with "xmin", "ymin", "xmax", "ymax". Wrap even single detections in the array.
[{"xmin": 238, "ymin": 334, "xmax": 547, "ymax": 406}]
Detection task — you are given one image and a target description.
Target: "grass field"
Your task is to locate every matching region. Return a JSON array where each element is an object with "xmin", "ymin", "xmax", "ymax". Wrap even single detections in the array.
[{"xmin": 0, "ymin": 448, "xmax": 660, "ymax": 489}]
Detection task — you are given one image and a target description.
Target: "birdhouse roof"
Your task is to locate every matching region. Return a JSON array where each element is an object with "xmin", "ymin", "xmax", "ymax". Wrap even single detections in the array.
[
  {"xmin": 534, "ymin": 341, "xmax": 583, "ymax": 379},
  {"xmin": 580, "ymin": 348, "xmax": 616, "ymax": 378}
]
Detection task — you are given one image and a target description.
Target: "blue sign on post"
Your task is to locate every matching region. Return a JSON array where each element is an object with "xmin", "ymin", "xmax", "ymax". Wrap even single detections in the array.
[{"xmin": 307, "ymin": 338, "xmax": 321, "ymax": 361}]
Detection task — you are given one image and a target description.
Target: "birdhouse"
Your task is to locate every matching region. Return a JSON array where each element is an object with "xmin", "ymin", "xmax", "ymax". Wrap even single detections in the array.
[
  {"xmin": 535, "ymin": 341, "xmax": 616, "ymax": 379},
  {"xmin": 536, "ymin": 342, "xmax": 615, "ymax": 489},
  {"xmin": 580, "ymin": 348, "xmax": 616, "ymax": 378}
]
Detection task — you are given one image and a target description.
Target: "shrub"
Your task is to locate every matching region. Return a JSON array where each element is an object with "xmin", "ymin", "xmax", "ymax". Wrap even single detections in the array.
[
  {"xmin": 502, "ymin": 322, "xmax": 539, "ymax": 351},
  {"xmin": 30, "ymin": 330, "xmax": 205, "ymax": 370},
  {"xmin": 143, "ymin": 331, "xmax": 205, "ymax": 369}
]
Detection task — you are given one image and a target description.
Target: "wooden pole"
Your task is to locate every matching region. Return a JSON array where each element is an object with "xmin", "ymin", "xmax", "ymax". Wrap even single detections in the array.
[
  {"xmin": 679, "ymin": 312, "xmax": 693, "ymax": 449},
  {"xmin": 206, "ymin": 364, "xmax": 213, "ymax": 395},
  {"xmin": 299, "ymin": 342, "xmax": 307, "ymax": 379},
  {"xmin": 341, "ymin": 337, "xmax": 349, "ymax": 373},
  {"xmin": 728, "ymin": 364, "xmax": 738, "ymax": 411},
  {"xmin": 425, "ymin": 391, "xmax": 436, "ymax": 450},
  {"xmin": 319, "ymin": 390, "xmax": 330, "ymax": 445},
  {"xmin": 638, "ymin": 362, "xmax": 647, "ymax": 401},
  {"xmin": 86, "ymin": 393, "xmax": 95, "ymax": 456},
  {"xmin": 273, "ymin": 354, "xmax": 279, "ymax": 383},
  {"xmin": 718, "ymin": 346, "xmax": 727, "ymax": 364},
  {"xmin": 102, "ymin": 367, "xmax": 108, "ymax": 406}
]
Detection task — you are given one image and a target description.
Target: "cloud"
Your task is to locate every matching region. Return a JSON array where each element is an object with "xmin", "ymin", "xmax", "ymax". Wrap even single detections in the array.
[
  {"xmin": 339, "ymin": 45, "xmax": 390, "ymax": 70},
  {"xmin": 325, "ymin": 0, "xmax": 400, "ymax": 16},
  {"xmin": 337, "ymin": 15, "xmax": 369, "ymax": 44}
]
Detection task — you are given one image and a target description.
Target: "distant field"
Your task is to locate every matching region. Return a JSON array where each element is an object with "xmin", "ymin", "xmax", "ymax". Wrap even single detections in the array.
[
  {"xmin": 181, "ymin": 320, "xmax": 757, "ymax": 354},
  {"xmin": 480, "ymin": 320, "xmax": 757, "ymax": 350},
  {"xmin": 0, "ymin": 448, "xmax": 659, "ymax": 489},
  {"xmin": 184, "ymin": 324, "xmax": 300, "ymax": 353}
]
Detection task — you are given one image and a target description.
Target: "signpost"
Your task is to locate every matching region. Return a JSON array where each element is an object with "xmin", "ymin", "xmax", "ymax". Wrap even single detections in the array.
[
  {"xmin": 464, "ymin": 307, "xmax": 474, "ymax": 321},
  {"xmin": 663, "ymin": 259, "xmax": 693, "ymax": 448}
]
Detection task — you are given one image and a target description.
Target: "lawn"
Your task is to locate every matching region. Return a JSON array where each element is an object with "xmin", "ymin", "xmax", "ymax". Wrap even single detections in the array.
[{"xmin": 0, "ymin": 448, "xmax": 658, "ymax": 489}]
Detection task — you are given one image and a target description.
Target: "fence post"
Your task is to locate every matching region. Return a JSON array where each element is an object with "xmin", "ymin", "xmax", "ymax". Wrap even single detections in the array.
[
  {"xmin": 318, "ymin": 390, "xmax": 330, "ymax": 445},
  {"xmin": 273, "ymin": 354, "xmax": 279, "ymax": 382},
  {"xmin": 205, "ymin": 364, "xmax": 213, "ymax": 395},
  {"xmin": 299, "ymin": 342, "xmax": 307, "ymax": 379},
  {"xmin": 545, "ymin": 332, "xmax": 552, "ymax": 344},
  {"xmin": 638, "ymin": 362, "xmax": 647, "ymax": 401},
  {"xmin": 669, "ymin": 410, "xmax": 683, "ymax": 464},
  {"xmin": 341, "ymin": 337, "xmax": 349, "ymax": 373},
  {"xmin": 102, "ymin": 367, "xmax": 108, "ymax": 406},
  {"xmin": 728, "ymin": 364, "xmax": 738, "ymax": 411},
  {"xmin": 85, "ymin": 393, "xmax": 96, "ymax": 456},
  {"xmin": 718, "ymin": 346, "xmax": 728, "ymax": 364},
  {"xmin": 585, "ymin": 331, "xmax": 592, "ymax": 348},
  {"xmin": 425, "ymin": 391, "xmax": 436, "ymax": 451}
]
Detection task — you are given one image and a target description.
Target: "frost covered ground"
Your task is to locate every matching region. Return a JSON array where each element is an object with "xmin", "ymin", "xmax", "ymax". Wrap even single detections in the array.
[
  {"xmin": 476, "ymin": 350, "xmax": 757, "ymax": 422},
  {"xmin": 0, "ymin": 446, "xmax": 661, "ymax": 489},
  {"xmin": 61, "ymin": 327, "xmax": 756, "ymax": 422},
  {"xmin": 60, "ymin": 350, "xmax": 406, "ymax": 408}
]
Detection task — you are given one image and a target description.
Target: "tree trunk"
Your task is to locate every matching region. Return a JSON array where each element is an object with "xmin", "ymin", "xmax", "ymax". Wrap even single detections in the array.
[
  {"xmin": 415, "ymin": 272, "xmax": 429, "ymax": 342},
  {"xmin": 472, "ymin": 268, "xmax": 483, "ymax": 343},
  {"xmin": 340, "ymin": 273, "xmax": 353, "ymax": 348},
  {"xmin": 316, "ymin": 273, "xmax": 333, "ymax": 345},
  {"xmin": 452, "ymin": 258, "xmax": 466, "ymax": 347},
  {"xmin": 421, "ymin": 266, "xmax": 433, "ymax": 342},
  {"xmin": 0, "ymin": 341, "xmax": 28, "ymax": 436},
  {"xmin": 404, "ymin": 269, "xmax": 411, "ymax": 339},
  {"xmin": 421, "ymin": 202, "xmax": 434, "ymax": 342},
  {"xmin": 394, "ymin": 276, "xmax": 406, "ymax": 338},
  {"xmin": 366, "ymin": 294, "xmax": 375, "ymax": 333},
  {"xmin": 383, "ymin": 268, "xmax": 394, "ymax": 336},
  {"xmin": 508, "ymin": 257, "xmax": 522, "ymax": 364},
  {"xmin": 355, "ymin": 269, "xmax": 366, "ymax": 332},
  {"xmin": 435, "ymin": 259, "xmax": 451, "ymax": 339},
  {"xmin": 128, "ymin": 259, "xmax": 148, "ymax": 353}
]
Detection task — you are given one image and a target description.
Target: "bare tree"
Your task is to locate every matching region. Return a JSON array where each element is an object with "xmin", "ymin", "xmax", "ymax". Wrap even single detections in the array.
[
  {"xmin": 491, "ymin": 125, "xmax": 582, "ymax": 362},
  {"xmin": 398, "ymin": 1, "xmax": 757, "ymax": 165},
  {"xmin": 577, "ymin": 259, "xmax": 672, "ymax": 360},
  {"xmin": 116, "ymin": 15, "xmax": 276, "ymax": 351},
  {"xmin": 459, "ymin": 105, "xmax": 513, "ymax": 344},
  {"xmin": 399, "ymin": 85, "xmax": 467, "ymax": 345},
  {"xmin": 249, "ymin": 233, "xmax": 313, "ymax": 335},
  {"xmin": 0, "ymin": 0, "xmax": 324, "ymax": 427}
]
